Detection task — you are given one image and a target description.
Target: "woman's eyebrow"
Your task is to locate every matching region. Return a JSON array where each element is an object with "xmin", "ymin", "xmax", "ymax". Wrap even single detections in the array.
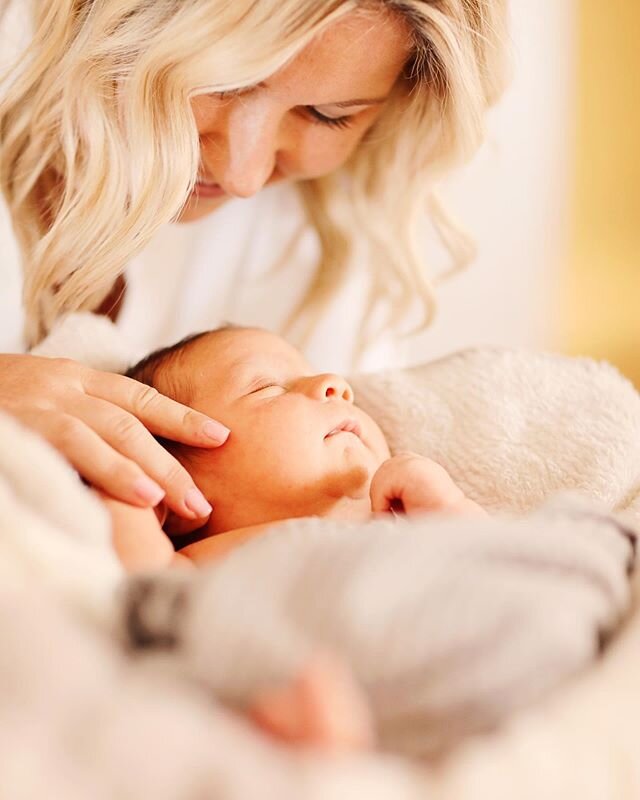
[
  {"xmin": 251, "ymin": 80, "xmax": 388, "ymax": 108},
  {"xmin": 325, "ymin": 97, "xmax": 388, "ymax": 108}
]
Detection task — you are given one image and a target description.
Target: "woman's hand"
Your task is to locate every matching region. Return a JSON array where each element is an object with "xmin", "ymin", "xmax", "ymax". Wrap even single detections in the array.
[
  {"xmin": 370, "ymin": 452, "xmax": 486, "ymax": 518},
  {"xmin": 0, "ymin": 353, "xmax": 229, "ymax": 521}
]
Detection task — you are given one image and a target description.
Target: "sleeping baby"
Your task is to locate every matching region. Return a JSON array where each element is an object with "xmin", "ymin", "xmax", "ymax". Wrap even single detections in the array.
[
  {"xmin": 104, "ymin": 326, "xmax": 484, "ymax": 571},
  {"xmin": 101, "ymin": 326, "xmax": 635, "ymax": 758}
]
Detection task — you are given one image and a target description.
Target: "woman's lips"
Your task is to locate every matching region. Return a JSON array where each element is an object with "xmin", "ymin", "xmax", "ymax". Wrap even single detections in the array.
[{"xmin": 193, "ymin": 180, "xmax": 226, "ymax": 199}]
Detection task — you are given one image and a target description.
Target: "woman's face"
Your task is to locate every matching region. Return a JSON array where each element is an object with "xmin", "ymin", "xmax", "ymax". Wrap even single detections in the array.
[{"xmin": 179, "ymin": 7, "xmax": 412, "ymax": 222}]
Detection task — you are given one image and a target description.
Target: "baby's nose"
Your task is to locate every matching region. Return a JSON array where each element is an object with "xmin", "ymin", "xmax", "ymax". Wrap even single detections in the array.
[{"xmin": 312, "ymin": 374, "xmax": 354, "ymax": 403}]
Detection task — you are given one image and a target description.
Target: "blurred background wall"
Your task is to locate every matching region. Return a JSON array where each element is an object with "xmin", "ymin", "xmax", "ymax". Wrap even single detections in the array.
[
  {"xmin": 407, "ymin": 0, "xmax": 639, "ymax": 389},
  {"xmin": 559, "ymin": 0, "xmax": 640, "ymax": 387}
]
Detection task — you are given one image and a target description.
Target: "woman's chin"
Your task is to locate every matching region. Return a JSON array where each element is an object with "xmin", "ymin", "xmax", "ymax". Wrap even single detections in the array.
[{"xmin": 176, "ymin": 194, "xmax": 229, "ymax": 223}]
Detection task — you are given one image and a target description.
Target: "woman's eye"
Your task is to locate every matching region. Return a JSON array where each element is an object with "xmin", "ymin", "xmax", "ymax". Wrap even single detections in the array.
[
  {"xmin": 306, "ymin": 107, "xmax": 355, "ymax": 130},
  {"xmin": 212, "ymin": 93, "xmax": 354, "ymax": 131}
]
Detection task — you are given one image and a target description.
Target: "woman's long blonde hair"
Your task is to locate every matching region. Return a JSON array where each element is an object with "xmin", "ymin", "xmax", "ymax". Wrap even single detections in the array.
[{"xmin": 0, "ymin": 0, "xmax": 508, "ymax": 348}]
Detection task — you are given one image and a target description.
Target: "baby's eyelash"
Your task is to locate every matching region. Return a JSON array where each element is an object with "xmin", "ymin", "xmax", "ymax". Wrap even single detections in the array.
[{"xmin": 249, "ymin": 381, "xmax": 279, "ymax": 394}]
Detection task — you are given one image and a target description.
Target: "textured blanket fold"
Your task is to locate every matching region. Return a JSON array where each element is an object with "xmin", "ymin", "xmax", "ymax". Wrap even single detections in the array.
[
  {"xmin": 121, "ymin": 502, "xmax": 635, "ymax": 759},
  {"xmin": 350, "ymin": 348, "xmax": 640, "ymax": 519},
  {"xmin": 0, "ymin": 410, "xmax": 122, "ymax": 622}
]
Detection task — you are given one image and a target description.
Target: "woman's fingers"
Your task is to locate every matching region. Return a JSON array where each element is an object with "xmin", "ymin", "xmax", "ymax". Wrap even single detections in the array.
[
  {"xmin": 82, "ymin": 369, "xmax": 230, "ymax": 446},
  {"xmin": 68, "ymin": 395, "xmax": 213, "ymax": 519},
  {"xmin": 0, "ymin": 355, "xmax": 219, "ymax": 519},
  {"xmin": 24, "ymin": 410, "xmax": 167, "ymax": 507}
]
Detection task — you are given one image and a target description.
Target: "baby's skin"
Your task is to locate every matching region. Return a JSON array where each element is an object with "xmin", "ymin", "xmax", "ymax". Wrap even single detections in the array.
[{"xmin": 104, "ymin": 327, "xmax": 484, "ymax": 571}]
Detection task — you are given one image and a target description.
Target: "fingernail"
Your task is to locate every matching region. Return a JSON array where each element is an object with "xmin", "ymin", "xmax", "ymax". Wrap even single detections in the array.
[
  {"xmin": 203, "ymin": 420, "xmax": 231, "ymax": 444},
  {"xmin": 133, "ymin": 477, "xmax": 165, "ymax": 506},
  {"xmin": 185, "ymin": 487, "xmax": 213, "ymax": 518}
]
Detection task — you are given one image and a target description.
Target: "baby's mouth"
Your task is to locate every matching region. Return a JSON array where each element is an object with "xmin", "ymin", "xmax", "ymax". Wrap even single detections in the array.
[{"xmin": 324, "ymin": 419, "xmax": 362, "ymax": 441}]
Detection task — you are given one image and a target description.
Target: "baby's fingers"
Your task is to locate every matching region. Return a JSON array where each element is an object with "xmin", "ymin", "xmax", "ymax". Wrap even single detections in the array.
[{"xmin": 369, "ymin": 466, "xmax": 401, "ymax": 514}]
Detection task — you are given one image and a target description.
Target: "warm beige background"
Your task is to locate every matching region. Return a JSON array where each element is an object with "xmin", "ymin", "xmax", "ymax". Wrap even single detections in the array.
[{"xmin": 559, "ymin": 0, "xmax": 640, "ymax": 386}]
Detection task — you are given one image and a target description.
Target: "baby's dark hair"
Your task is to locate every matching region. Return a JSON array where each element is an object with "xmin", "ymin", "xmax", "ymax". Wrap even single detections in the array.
[{"xmin": 125, "ymin": 324, "xmax": 239, "ymax": 405}]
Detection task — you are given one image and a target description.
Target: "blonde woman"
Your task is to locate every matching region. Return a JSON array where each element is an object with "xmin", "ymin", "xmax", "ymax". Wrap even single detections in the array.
[{"xmin": 0, "ymin": 0, "xmax": 508, "ymax": 525}]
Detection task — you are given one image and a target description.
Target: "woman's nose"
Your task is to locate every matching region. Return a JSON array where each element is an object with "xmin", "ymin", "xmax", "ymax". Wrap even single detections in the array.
[
  {"xmin": 303, "ymin": 374, "xmax": 354, "ymax": 403},
  {"xmin": 200, "ymin": 95, "xmax": 282, "ymax": 199}
]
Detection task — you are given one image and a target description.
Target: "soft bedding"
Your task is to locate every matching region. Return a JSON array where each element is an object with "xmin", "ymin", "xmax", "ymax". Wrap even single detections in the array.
[
  {"xmin": 123, "ymin": 505, "xmax": 635, "ymax": 759},
  {"xmin": 0, "ymin": 311, "xmax": 638, "ymax": 797}
]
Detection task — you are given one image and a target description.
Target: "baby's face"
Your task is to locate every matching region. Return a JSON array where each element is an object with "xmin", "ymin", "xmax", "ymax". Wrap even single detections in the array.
[{"xmin": 178, "ymin": 328, "xmax": 390, "ymax": 532}]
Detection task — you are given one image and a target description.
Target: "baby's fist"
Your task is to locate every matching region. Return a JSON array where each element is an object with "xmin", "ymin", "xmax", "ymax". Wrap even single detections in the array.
[{"xmin": 369, "ymin": 453, "xmax": 485, "ymax": 518}]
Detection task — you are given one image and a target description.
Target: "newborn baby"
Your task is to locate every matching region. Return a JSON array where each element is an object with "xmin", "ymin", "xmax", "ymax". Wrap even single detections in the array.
[{"xmin": 106, "ymin": 326, "xmax": 484, "ymax": 570}]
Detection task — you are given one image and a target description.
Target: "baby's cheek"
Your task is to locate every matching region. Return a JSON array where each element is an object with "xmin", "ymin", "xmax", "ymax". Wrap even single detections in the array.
[
  {"xmin": 223, "ymin": 419, "xmax": 292, "ymax": 479},
  {"xmin": 359, "ymin": 415, "xmax": 390, "ymax": 463},
  {"xmin": 245, "ymin": 407, "xmax": 323, "ymax": 480}
]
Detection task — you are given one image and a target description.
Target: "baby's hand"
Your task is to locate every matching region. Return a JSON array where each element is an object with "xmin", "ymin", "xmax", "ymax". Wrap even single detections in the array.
[
  {"xmin": 369, "ymin": 453, "xmax": 486, "ymax": 518},
  {"xmin": 249, "ymin": 654, "xmax": 374, "ymax": 752}
]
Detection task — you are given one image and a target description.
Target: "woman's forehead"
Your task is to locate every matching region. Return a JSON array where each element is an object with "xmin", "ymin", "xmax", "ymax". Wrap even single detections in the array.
[{"xmin": 261, "ymin": 7, "xmax": 413, "ymax": 106}]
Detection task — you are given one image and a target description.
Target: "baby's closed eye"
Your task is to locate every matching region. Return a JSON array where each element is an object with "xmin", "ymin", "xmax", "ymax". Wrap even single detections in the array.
[{"xmin": 247, "ymin": 380, "xmax": 286, "ymax": 397}]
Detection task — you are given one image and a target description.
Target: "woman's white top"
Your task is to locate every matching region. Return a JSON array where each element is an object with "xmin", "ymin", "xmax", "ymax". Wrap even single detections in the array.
[{"xmin": 0, "ymin": 184, "xmax": 410, "ymax": 373}]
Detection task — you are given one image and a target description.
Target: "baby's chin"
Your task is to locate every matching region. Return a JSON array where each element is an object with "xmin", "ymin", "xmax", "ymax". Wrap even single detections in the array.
[{"xmin": 322, "ymin": 457, "xmax": 376, "ymax": 502}]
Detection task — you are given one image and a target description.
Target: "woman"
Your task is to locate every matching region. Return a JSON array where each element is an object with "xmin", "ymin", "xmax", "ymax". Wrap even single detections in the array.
[{"xmin": 0, "ymin": 0, "xmax": 507, "ymax": 524}]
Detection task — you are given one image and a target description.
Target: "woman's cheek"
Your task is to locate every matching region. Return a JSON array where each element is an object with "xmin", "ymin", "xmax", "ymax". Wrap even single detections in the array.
[{"xmin": 289, "ymin": 127, "xmax": 367, "ymax": 179}]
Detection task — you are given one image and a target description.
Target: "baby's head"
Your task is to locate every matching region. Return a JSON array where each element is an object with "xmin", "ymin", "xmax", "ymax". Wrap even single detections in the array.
[{"xmin": 127, "ymin": 327, "xmax": 390, "ymax": 535}]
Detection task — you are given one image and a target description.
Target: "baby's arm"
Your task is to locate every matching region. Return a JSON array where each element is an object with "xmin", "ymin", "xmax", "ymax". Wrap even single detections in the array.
[
  {"xmin": 178, "ymin": 521, "xmax": 277, "ymax": 564},
  {"xmin": 99, "ymin": 493, "xmax": 192, "ymax": 572},
  {"xmin": 370, "ymin": 453, "xmax": 486, "ymax": 518}
]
